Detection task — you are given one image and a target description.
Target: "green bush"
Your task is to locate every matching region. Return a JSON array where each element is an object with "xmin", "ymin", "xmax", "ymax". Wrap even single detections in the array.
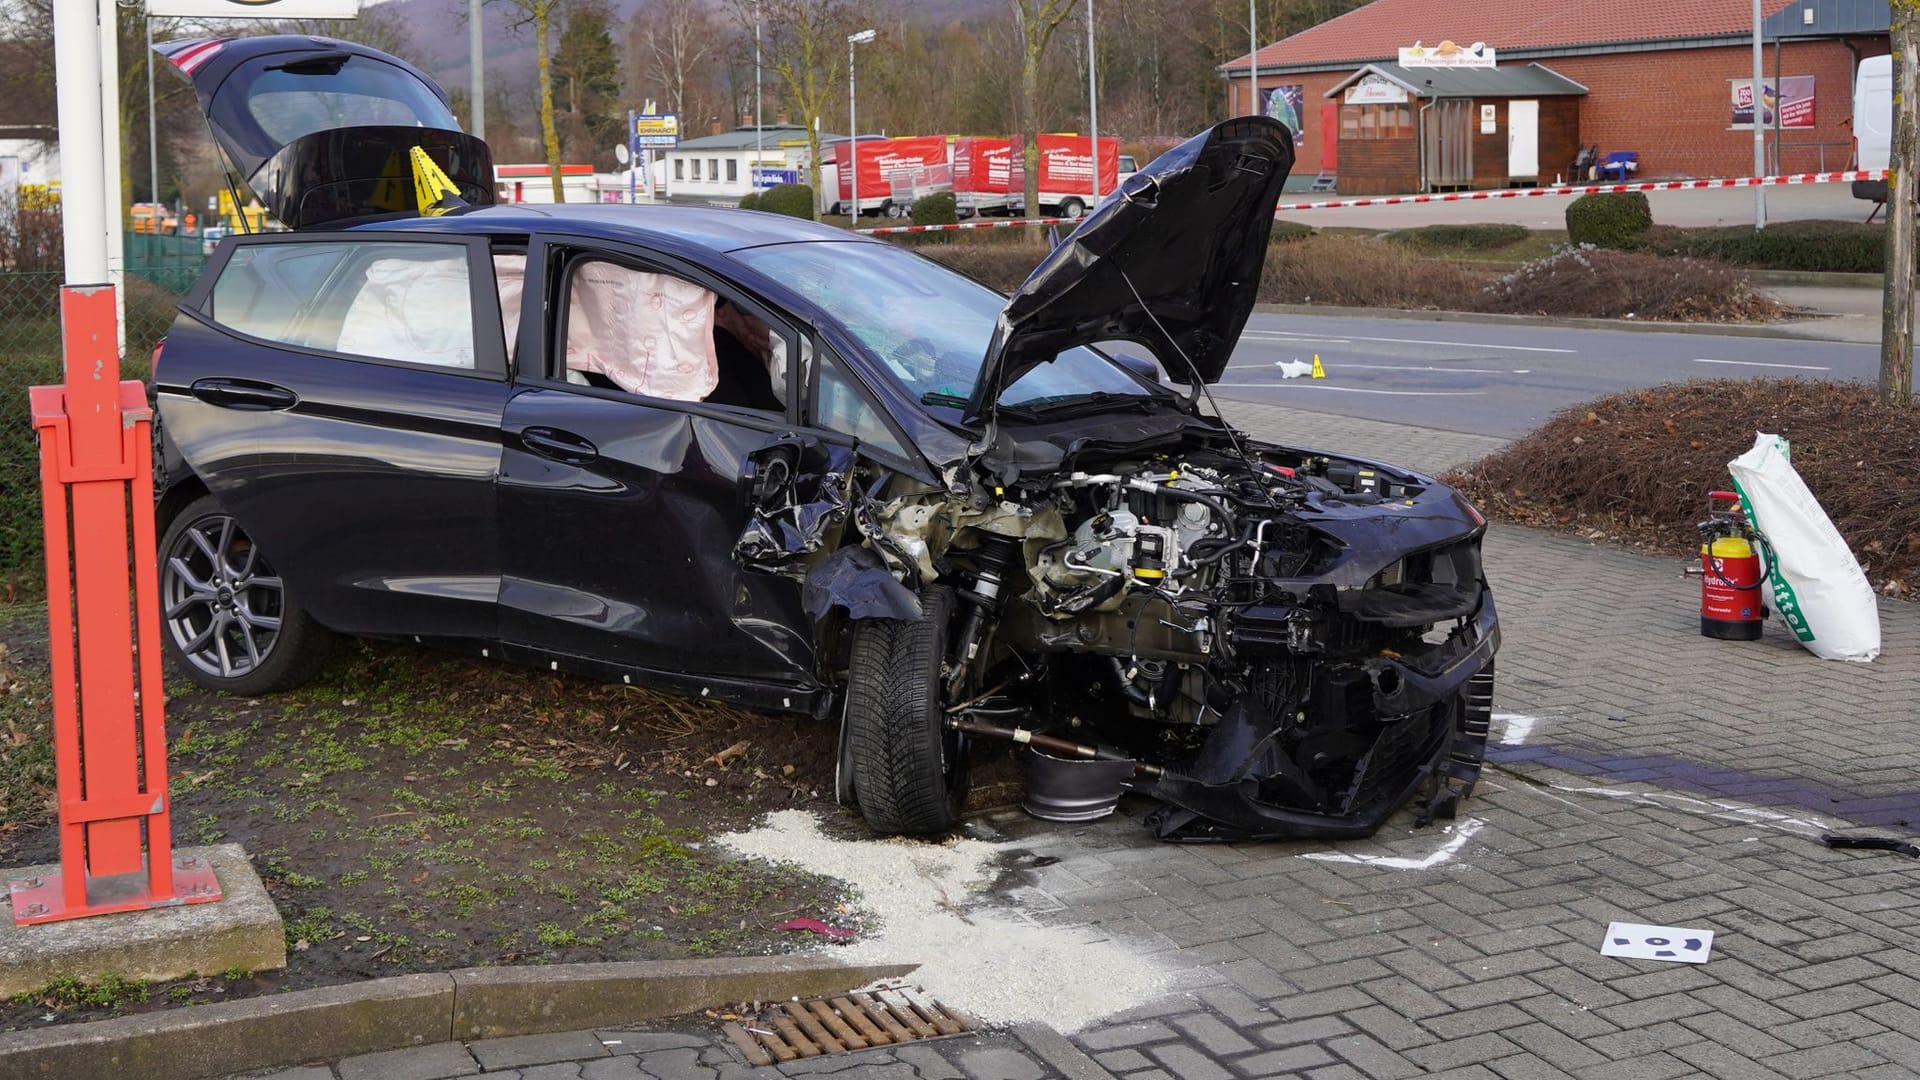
[
  {"xmin": 1385, "ymin": 223, "xmax": 1530, "ymax": 251},
  {"xmin": 759, "ymin": 183, "xmax": 815, "ymax": 221},
  {"xmin": 911, "ymin": 191, "xmax": 957, "ymax": 228},
  {"xmin": 1565, "ymin": 192, "xmax": 1653, "ymax": 250},
  {"xmin": 735, "ymin": 192, "xmax": 761, "ymax": 211},
  {"xmin": 1271, "ymin": 220, "xmax": 1314, "ymax": 244},
  {"xmin": 1668, "ymin": 219, "xmax": 1886, "ymax": 274}
]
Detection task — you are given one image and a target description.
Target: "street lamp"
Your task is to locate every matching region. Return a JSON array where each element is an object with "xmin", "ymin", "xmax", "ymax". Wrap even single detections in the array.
[
  {"xmin": 754, "ymin": 0, "xmax": 763, "ymax": 191},
  {"xmin": 848, "ymin": 28, "xmax": 876, "ymax": 220}
]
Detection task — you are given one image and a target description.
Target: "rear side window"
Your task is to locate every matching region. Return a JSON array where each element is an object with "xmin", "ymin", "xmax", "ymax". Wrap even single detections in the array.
[{"xmin": 209, "ymin": 240, "xmax": 478, "ymax": 369}]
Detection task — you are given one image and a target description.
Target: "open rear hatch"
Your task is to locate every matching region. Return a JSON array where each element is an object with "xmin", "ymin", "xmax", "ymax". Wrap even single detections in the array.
[{"xmin": 155, "ymin": 35, "xmax": 493, "ymax": 230}]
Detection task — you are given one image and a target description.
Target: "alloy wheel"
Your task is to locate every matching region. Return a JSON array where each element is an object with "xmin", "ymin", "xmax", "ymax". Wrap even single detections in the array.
[{"xmin": 161, "ymin": 514, "xmax": 285, "ymax": 680}]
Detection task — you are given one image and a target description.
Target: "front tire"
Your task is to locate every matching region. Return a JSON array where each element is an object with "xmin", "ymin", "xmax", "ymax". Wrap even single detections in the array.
[
  {"xmin": 843, "ymin": 586, "xmax": 969, "ymax": 835},
  {"xmin": 158, "ymin": 495, "xmax": 333, "ymax": 695}
]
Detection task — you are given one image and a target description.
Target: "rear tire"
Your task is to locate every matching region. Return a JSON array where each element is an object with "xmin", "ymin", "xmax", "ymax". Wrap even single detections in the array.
[
  {"xmin": 158, "ymin": 495, "xmax": 334, "ymax": 695},
  {"xmin": 1059, "ymin": 198, "xmax": 1086, "ymax": 220},
  {"xmin": 843, "ymin": 586, "xmax": 969, "ymax": 835}
]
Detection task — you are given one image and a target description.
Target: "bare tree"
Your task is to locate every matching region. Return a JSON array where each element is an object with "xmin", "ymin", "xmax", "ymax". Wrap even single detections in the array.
[
  {"xmin": 1883, "ymin": 0, "xmax": 1918, "ymax": 403},
  {"xmin": 734, "ymin": 0, "xmax": 866, "ymax": 200},
  {"xmin": 491, "ymin": 0, "xmax": 569, "ymax": 202},
  {"xmin": 1010, "ymin": 0, "xmax": 1079, "ymax": 229},
  {"xmin": 631, "ymin": 0, "xmax": 716, "ymax": 118}
]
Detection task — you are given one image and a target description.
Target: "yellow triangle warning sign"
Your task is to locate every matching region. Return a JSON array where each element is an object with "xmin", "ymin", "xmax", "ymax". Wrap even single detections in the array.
[
  {"xmin": 410, "ymin": 146, "xmax": 470, "ymax": 217},
  {"xmin": 1311, "ymin": 353, "xmax": 1326, "ymax": 379}
]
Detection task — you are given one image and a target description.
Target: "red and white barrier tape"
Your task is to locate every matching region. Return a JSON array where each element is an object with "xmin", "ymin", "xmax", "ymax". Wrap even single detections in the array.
[
  {"xmin": 1272, "ymin": 169, "xmax": 1887, "ymax": 213},
  {"xmin": 857, "ymin": 215, "xmax": 1076, "ymax": 236},
  {"xmin": 856, "ymin": 170, "xmax": 1886, "ymax": 234}
]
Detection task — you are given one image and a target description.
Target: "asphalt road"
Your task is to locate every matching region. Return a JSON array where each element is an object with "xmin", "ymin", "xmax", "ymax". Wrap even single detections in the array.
[{"xmin": 1210, "ymin": 311, "xmax": 1879, "ymax": 438}]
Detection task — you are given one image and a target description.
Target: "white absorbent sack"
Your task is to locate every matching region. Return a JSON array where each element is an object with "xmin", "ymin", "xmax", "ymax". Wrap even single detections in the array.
[{"xmin": 1727, "ymin": 432, "xmax": 1880, "ymax": 662}]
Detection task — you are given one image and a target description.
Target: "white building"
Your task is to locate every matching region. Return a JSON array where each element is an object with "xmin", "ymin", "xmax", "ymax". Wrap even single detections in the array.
[
  {"xmin": 0, "ymin": 127, "xmax": 60, "ymax": 197},
  {"xmin": 661, "ymin": 123, "xmax": 839, "ymax": 203}
]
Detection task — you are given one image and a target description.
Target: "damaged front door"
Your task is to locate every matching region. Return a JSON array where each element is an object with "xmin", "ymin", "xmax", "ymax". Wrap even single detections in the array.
[{"xmin": 496, "ymin": 240, "xmax": 824, "ymax": 709}]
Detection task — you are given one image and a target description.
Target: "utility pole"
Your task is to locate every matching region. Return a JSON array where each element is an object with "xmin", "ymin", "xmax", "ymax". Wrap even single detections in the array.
[
  {"xmin": 470, "ymin": 0, "xmax": 485, "ymax": 138},
  {"xmin": 1086, "ymin": 0, "xmax": 1097, "ymax": 205},
  {"xmin": 1882, "ymin": 2, "xmax": 1919, "ymax": 403},
  {"xmin": 1751, "ymin": 0, "xmax": 1767, "ymax": 228},
  {"xmin": 1248, "ymin": 1, "xmax": 1259, "ymax": 117}
]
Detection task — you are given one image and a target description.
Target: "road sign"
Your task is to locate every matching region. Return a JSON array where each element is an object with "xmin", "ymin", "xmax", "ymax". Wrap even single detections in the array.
[
  {"xmin": 754, "ymin": 167, "xmax": 799, "ymax": 189},
  {"xmin": 633, "ymin": 114, "xmax": 680, "ymax": 149}
]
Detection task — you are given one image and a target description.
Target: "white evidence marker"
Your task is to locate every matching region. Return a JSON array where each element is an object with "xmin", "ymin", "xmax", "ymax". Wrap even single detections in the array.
[{"xmin": 1601, "ymin": 922, "xmax": 1714, "ymax": 963}]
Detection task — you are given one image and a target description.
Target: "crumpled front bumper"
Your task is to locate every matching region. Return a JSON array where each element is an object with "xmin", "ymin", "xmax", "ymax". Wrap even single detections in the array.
[{"xmin": 1142, "ymin": 590, "xmax": 1500, "ymax": 842}]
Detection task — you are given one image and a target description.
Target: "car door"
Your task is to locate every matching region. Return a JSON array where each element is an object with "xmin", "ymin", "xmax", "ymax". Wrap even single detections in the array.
[
  {"xmin": 157, "ymin": 231, "xmax": 512, "ymax": 639},
  {"xmin": 497, "ymin": 237, "xmax": 876, "ymax": 711}
]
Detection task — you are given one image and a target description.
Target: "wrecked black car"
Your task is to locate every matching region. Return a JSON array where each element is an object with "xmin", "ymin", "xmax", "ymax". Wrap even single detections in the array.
[{"xmin": 152, "ymin": 36, "xmax": 1497, "ymax": 843}]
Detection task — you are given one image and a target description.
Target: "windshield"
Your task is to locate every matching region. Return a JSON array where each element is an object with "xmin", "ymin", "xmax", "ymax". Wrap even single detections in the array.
[{"xmin": 733, "ymin": 241, "xmax": 1154, "ymax": 411}]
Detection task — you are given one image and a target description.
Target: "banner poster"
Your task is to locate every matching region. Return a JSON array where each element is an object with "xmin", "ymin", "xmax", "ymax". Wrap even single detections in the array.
[
  {"xmin": 1261, "ymin": 85, "xmax": 1307, "ymax": 145},
  {"xmin": 1732, "ymin": 76, "xmax": 1815, "ymax": 128}
]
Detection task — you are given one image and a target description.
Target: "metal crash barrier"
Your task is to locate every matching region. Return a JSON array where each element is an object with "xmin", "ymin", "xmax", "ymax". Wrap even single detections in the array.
[{"xmin": 10, "ymin": 284, "xmax": 221, "ymax": 925}]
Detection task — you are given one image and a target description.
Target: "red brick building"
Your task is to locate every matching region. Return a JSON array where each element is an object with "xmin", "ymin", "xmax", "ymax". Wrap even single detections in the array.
[{"xmin": 1222, "ymin": 0, "xmax": 1890, "ymax": 193}]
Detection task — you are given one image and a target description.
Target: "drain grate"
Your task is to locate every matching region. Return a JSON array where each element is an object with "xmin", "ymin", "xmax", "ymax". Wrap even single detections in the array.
[{"xmin": 721, "ymin": 987, "xmax": 975, "ymax": 1065}]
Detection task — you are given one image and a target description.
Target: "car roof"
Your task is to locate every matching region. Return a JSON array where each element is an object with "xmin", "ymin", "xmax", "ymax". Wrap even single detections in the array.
[{"xmin": 346, "ymin": 203, "xmax": 878, "ymax": 254}]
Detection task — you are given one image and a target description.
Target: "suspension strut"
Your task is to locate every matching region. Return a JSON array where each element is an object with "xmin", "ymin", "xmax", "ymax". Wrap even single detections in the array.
[{"xmin": 944, "ymin": 534, "xmax": 1021, "ymax": 699}]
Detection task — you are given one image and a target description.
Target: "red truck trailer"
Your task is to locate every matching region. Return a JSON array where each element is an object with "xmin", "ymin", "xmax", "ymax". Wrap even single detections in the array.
[
  {"xmin": 829, "ymin": 135, "xmax": 948, "ymax": 217},
  {"xmin": 951, "ymin": 135, "xmax": 1133, "ymax": 219}
]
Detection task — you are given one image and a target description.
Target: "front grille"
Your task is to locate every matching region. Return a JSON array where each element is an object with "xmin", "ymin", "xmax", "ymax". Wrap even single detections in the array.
[{"xmin": 1339, "ymin": 703, "xmax": 1448, "ymax": 816}]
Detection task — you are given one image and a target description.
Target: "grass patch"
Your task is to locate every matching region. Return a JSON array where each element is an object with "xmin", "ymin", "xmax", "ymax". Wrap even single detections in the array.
[
  {"xmin": 1449, "ymin": 378, "xmax": 1920, "ymax": 598},
  {"xmin": 0, "ymin": 614, "xmax": 856, "ymax": 1032},
  {"xmin": 14, "ymin": 975, "xmax": 149, "ymax": 1010},
  {"xmin": 0, "ymin": 615, "xmax": 53, "ymax": 846}
]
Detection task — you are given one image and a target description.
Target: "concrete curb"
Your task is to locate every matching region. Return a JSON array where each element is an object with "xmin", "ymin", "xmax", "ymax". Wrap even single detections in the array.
[
  {"xmin": 1251, "ymin": 302, "xmax": 1852, "ymax": 342},
  {"xmin": 0, "ymin": 957, "xmax": 916, "ymax": 1080},
  {"xmin": 1746, "ymin": 268, "xmax": 1883, "ymax": 288}
]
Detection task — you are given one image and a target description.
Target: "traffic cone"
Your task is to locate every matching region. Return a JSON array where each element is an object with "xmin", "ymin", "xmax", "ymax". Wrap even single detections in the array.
[{"xmin": 1310, "ymin": 353, "xmax": 1326, "ymax": 379}]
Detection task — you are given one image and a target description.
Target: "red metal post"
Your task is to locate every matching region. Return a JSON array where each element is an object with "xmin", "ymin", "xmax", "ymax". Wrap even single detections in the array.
[{"xmin": 8, "ymin": 284, "xmax": 220, "ymax": 924}]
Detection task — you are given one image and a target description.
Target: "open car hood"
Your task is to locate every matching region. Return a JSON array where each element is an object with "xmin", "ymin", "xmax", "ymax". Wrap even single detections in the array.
[
  {"xmin": 155, "ymin": 35, "xmax": 493, "ymax": 230},
  {"xmin": 966, "ymin": 117, "xmax": 1295, "ymax": 421}
]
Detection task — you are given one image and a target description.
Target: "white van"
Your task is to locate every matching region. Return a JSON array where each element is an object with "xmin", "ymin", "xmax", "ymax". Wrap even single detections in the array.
[{"xmin": 1853, "ymin": 54, "xmax": 1891, "ymax": 202}]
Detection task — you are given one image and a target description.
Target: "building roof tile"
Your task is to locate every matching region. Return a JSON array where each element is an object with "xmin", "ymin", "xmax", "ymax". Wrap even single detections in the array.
[{"xmin": 1225, "ymin": 0, "xmax": 1802, "ymax": 73}]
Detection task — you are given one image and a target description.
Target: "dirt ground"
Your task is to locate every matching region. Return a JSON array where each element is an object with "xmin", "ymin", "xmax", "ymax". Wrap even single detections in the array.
[
  {"xmin": 0, "ymin": 605, "xmax": 1027, "ymax": 1031},
  {"xmin": 1447, "ymin": 379, "xmax": 1920, "ymax": 599}
]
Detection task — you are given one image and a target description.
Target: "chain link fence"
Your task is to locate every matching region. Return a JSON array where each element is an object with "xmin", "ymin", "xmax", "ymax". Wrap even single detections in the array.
[{"xmin": 0, "ymin": 233, "xmax": 204, "ymax": 586}]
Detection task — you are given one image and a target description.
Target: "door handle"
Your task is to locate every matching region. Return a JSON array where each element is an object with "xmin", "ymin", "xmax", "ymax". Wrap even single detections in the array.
[
  {"xmin": 519, "ymin": 426, "xmax": 599, "ymax": 464},
  {"xmin": 190, "ymin": 378, "xmax": 297, "ymax": 411}
]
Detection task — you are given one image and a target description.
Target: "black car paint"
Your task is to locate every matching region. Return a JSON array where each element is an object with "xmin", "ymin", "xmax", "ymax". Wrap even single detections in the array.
[
  {"xmin": 156, "ymin": 75, "xmax": 1498, "ymax": 841},
  {"xmin": 968, "ymin": 116, "xmax": 1296, "ymax": 421},
  {"xmin": 160, "ymin": 235, "xmax": 510, "ymax": 641}
]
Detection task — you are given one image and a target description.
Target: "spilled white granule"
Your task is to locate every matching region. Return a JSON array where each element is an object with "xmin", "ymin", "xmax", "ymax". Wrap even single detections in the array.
[{"xmin": 716, "ymin": 809, "xmax": 1171, "ymax": 1033}]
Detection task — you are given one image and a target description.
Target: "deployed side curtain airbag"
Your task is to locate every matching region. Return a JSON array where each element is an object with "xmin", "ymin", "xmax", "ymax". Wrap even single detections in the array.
[
  {"xmin": 335, "ymin": 253, "xmax": 476, "ymax": 367},
  {"xmin": 565, "ymin": 261, "xmax": 718, "ymax": 401}
]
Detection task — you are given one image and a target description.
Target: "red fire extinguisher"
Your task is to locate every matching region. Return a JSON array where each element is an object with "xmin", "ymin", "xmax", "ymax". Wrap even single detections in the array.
[{"xmin": 1696, "ymin": 490, "xmax": 1767, "ymax": 640}]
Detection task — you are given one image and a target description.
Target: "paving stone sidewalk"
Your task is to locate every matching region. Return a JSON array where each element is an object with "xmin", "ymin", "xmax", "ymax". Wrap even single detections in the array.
[{"xmin": 231, "ymin": 403, "xmax": 1920, "ymax": 1080}]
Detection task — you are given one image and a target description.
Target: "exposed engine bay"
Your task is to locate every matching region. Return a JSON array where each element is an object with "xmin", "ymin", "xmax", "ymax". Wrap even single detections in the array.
[{"xmin": 754, "ymin": 423, "xmax": 1500, "ymax": 843}]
